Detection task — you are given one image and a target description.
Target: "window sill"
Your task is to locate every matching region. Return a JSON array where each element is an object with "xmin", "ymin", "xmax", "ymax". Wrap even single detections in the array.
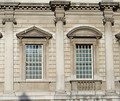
[{"xmin": 14, "ymin": 79, "xmax": 53, "ymax": 83}]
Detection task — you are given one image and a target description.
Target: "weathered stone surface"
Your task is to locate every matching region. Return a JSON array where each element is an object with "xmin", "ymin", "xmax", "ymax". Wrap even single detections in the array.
[{"xmin": 0, "ymin": 0, "xmax": 119, "ymax": 101}]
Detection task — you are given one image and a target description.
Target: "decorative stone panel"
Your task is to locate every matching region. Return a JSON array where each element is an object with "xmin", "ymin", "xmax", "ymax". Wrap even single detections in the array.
[{"xmin": 14, "ymin": 82, "xmax": 51, "ymax": 92}]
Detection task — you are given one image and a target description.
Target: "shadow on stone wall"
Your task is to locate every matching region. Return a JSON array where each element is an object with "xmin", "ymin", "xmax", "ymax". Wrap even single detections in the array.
[{"xmin": 19, "ymin": 92, "xmax": 31, "ymax": 101}]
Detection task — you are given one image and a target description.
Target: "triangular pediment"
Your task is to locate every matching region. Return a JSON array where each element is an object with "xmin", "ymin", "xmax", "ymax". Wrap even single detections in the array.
[
  {"xmin": 16, "ymin": 26, "xmax": 52, "ymax": 39},
  {"xmin": 67, "ymin": 26, "xmax": 102, "ymax": 39}
]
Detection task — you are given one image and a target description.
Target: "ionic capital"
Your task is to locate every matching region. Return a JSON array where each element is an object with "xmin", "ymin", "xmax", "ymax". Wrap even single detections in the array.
[
  {"xmin": 103, "ymin": 17, "xmax": 114, "ymax": 25},
  {"xmin": 103, "ymin": 10, "xmax": 114, "ymax": 25},
  {"xmin": 2, "ymin": 18, "xmax": 17, "ymax": 25},
  {"xmin": 49, "ymin": 1, "xmax": 70, "ymax": 25},
  {"xmin": 54, "ymin": 17, "xmax": 66, "ymax": 25}
]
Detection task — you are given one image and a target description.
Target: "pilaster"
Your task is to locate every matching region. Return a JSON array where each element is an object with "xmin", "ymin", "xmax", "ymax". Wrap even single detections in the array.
[
  {"xmin": 49, "ymin": 1, "xmax": 71, "ymax": 94},
  {"xmin": 3, "ymin": 9, "xmax": 17, "ymax": 95}
]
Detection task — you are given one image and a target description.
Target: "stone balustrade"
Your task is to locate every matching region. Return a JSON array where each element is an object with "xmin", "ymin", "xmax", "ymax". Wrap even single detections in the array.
[{"xmin": 70, "ymin": 80, "xmax": 102, "ymax": 91}]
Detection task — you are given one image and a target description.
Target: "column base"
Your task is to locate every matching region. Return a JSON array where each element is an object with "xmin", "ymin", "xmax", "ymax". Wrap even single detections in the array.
[
  {"xmin": 105, "ymin": 90, "xmax": 116, "ymax": 95},
  {"xmin": 55, "ymin": 90, "xmax": 66, "ymax": 95},
  {"xmin": 4, "ymin": 90, "xmax": 15, "ymax": 96}
]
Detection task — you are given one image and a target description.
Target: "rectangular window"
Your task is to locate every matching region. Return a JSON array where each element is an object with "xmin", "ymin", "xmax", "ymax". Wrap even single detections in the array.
[
  {"xmin": 25, "ymin": 44, "xmax": 43, "ymax": 79},
  {"xmin": 76, "ymin": 44, "xmax": 93, "ymax": 79}
]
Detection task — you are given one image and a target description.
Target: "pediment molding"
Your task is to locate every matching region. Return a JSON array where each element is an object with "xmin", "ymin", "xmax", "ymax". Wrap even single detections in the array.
[
  {"xmin": 16, "ymin": 26, "xmax": 52, "ymax": 39},
  {"xmin": 0, "ymin": 32, "xmax": 2, "ymax": 38},
  {"xmin": 115, "ymin": 32, "xmax": 120, "ymax": 40},
  {"xmin": 66, "ymin": 25, "xmax": 102, "ymax": 39}
]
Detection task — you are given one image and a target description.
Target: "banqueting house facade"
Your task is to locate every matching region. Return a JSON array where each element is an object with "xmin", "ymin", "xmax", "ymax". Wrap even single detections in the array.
[{"xmin": 0, "ymin": 0, "xmax": 120, "ymax": 101}]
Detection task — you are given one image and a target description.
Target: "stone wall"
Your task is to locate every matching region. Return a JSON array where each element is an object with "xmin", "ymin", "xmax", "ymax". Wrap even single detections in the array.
[{"xmin": 0, "ymin": 1, "xmax": 119, "ymax": 101}]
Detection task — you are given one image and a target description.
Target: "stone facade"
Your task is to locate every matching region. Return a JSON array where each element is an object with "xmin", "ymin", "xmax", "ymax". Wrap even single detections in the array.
[{"xmin": 0, "ymin": 0, "xmax": 120, "ymax": 101}]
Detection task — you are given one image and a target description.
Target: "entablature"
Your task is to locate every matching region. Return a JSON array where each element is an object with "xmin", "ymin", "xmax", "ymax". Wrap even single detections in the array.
[
  {"xmin": 70, "ymin": 3, "xmax": 100, "ymax": 11},
  {"xmin": 49, "ymin": 1, "xmax": 71, "ymax": 11},
  {"xmin": 99, "ymin": 2, "xmax": 119, "ymax": 11},
  {"xmin": 0, "ymin": 1, "xmax": 119, "ymax": 11},
  {"xmin": 0, "ymin": 2, "xmax": 50, "ymax": 11}
]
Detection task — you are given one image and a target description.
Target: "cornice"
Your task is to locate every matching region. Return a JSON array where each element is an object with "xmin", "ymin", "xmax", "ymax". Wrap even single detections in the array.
[
  {"xmin": 0, "ymin": 2, "xmax": 119, "ymax": 11},
  {"xmin": 0, "ymin": 2, "xmax": 50, "ymax": 11},
  {"xmin": 70, "ymin": 3, "xmax": 100, "ymax": 11},
  {"xmin": 17, "ymin": 3, "xmax": 50, "ymax": 10},
  {"xmin": 99, "ymin": 2, "xmax": 119, "ymax": 11},
  {"xmin": 49, "ymin": 1, "xmax": 71, "ymax": 11}
]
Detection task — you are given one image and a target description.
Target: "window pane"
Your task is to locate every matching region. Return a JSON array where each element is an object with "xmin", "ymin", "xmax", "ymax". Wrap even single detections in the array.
[
  {"xmin": 76, "ymin": 44, "xmax": 93, "ymax": 79},
  {"xmin": 25, "ymin": 44, "xmax": 43, "ymax": 79}
]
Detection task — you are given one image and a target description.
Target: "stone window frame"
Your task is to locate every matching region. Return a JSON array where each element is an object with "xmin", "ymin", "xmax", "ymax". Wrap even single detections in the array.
[
  {"xmin": 70, "ymin": 38, "xmax": 97, "ymax": 80},
  {"xmin": 16, "ymin": 26, "xmax": 52, "ymax": 81},
  {"xmin": 66, "ymin": 25, "xmax": 102, "ymax": 80},
  {"xmin": 75, "ymin": 44, "xmax": 93, "ymax": 79},
  {"xmin": 21, "ymin": 39, "xmax": 48, "ymax": 81},
  {"xmin": 75, "ymin": 43, "xmax": 94, "ymax": 79},
  {"xmin": 25, "ymin": 44, "xmax": 43, "ymax": 80}
]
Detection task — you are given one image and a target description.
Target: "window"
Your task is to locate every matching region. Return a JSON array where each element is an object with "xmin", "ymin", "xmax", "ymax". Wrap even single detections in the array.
[
  {"xmin": 25, "ymin": 44, "xmax": 43, "ymax": 79},
  {"xmin": 16, "ymin": 26, "xmax": 52, "ymax": 80},
  {"xmin": 66, "ymin": 26, "xmax": 102, "ymax": 80},
  {"xmin": 76, "ymin": 44, "xmax": 93, "ymax": 79}
]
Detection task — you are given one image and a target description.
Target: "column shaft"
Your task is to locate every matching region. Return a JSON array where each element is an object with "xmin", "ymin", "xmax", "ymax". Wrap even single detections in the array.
[
  {"xmin": 4, "ymin": 21, "xmax": 14, "ymax": 94},
  {"xmin": 49, "ymin": 1, "xmax": 71, "ymax": 93},
  {"xmin": 105, "ymin": 21, "xmax": 114, "ymax": 91},
  {"xmin": 56, "ymin": 20, "xmax": 65, "ymax": 92}
]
